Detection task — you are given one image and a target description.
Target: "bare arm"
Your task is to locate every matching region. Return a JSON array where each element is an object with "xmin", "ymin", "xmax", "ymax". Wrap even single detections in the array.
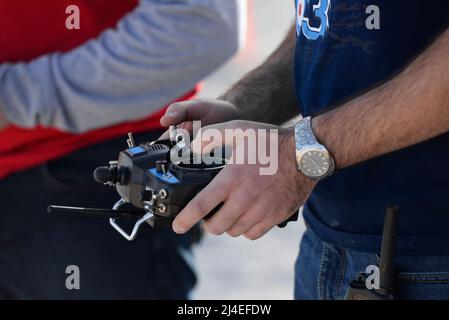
[
  {"xmin": 221, "ymin": 25, "xmax": 299, "ymax": 125},
  {"xmin": 310, "ymin": 27, "xmax": 449, "ymax": 170}
]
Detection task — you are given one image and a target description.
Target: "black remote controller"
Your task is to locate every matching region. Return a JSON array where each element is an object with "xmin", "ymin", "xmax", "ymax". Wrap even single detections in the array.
[{"xmin": 49, "ymin": 130, "xmax": 298, "ymax": 240}]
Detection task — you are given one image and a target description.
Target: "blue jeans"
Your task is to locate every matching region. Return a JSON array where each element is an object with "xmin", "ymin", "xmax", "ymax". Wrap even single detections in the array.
[{"xmin": 295, "ymin": 228, "xmax": 449, "ymax": 300}]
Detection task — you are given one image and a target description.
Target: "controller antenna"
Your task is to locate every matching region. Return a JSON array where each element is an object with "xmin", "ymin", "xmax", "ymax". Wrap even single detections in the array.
[{"xmin": 377, "ymin": 204, "xmax": 398, "ymax": 298}]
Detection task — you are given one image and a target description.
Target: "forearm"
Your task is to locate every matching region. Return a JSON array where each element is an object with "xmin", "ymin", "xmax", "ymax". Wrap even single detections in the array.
[
  {"xmin": 221, "ymin": 25, "xmax": 299, "ymax": 125},
  {"xmin": 312, "ymin": 27, "xmax": 449, "ymax": 169}
]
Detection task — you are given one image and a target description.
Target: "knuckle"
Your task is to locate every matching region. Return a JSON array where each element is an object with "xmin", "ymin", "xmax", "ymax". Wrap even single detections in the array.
[
  {"xmin": 234, "ymin": 191, "xmax": 253, "ymax": 206},
  {"xmin": 204, "ymin": 221, "xmax": 224, "ymax": 235},
  {"xmin": 227, "ymin": 228, "xmax": 242, "ymax": 238},
  {"xmin": 192, "ymin": 199, "xmax": 208, "ymax": 216},
  {"xmin": 243, "ymin": 231, "xmax": 260, "ymax": 241},
  {"xmin": 208, "ymin": 183, "xmax": 229, "ymax": 200},
  {"xmin": 244, "ymin": 224, "xmax": 268, "ymax": 241},
  {"xmin": 220, "ymin": 172, "xmax": 237, "ymax": 189}
]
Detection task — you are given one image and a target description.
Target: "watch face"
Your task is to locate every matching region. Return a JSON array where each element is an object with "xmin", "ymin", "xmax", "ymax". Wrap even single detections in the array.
[{"xmin": 300, "ymin": 150, "xmax": 331, "ymax": 178}]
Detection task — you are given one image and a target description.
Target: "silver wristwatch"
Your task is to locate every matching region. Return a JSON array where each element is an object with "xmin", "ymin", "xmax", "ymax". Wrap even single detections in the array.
[{"xmin": 294, "ymin": 116, "xmax": 335, "ymax": 180}]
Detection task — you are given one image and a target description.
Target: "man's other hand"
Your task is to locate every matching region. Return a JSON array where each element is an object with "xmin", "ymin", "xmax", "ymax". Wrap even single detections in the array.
[{"xmin": 159, "ymin": 99, "xmax": 241, "ymax": 139}]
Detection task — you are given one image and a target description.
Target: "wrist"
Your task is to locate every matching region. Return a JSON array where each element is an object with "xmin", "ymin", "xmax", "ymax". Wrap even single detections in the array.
[
  {"xmin": 279, "ymin": 127, "xmax": 305, "ymax": 177},
  {"xmin": 279, "ymin": 126, "xmax": 295, "ymax": 156},
  {"xmin": 311, "ymin": 113, "xmax": 341, "ymax": 170},
  {"xmin": 279, "ymin": 127, "xmax": 317, "ymax": 190}
]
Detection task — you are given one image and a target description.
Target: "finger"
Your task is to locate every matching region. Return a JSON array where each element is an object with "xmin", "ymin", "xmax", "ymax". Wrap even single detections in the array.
[
  {"xmin": 203, "ymin": 187, "xmax": 254, "ymax": 235},
  {"xmin": 158, "ymin": 122, "xmax": 194, "ymax": 141},
  {"xmin": 172, "ymin": 173, "xmax": 230, "ymax": 234},
  {"xmin": 243, "ymin": 219, "xmax": 277, "ymax": 241},
  {"xmin": 160, "ymin": 100, "xmax": 209, "ymax": 127},
  {"xmin": 243, "ymin": 207, "xmax": 297, "ymax": 240},
  {"xmin": 226, "ymin": 206, "xmax": 266, "ymax": 238}
]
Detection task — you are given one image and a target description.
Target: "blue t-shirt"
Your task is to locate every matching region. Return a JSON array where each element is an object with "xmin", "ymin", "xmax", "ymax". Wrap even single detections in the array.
[{"xmin": 294, "ymin": 0, "xmax": 449, "ymax": 254}]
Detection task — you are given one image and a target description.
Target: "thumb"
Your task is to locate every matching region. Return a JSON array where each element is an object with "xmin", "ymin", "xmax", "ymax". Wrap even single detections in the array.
[
  {"xmin": 160, "ymin": 100, "xmax": 210, "ymax": 127},
  {"xmin": 160, "ymin": 103, "xmax": 188, "ymax": 127}
]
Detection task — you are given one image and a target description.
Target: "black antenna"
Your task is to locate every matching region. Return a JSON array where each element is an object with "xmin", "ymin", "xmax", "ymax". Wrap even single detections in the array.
[
  {"xmin": 47, "ymin": 205, "xmax": 143, "ymax": 220},
  {"xmin": 377, "ymin": 204, "xmax": 398, "ymax": 297}
]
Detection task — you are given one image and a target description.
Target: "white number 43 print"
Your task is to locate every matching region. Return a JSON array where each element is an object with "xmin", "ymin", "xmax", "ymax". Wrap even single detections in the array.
[{"xmin": 296, "ymin": 0, "xmax": 331, "ymax": 40}]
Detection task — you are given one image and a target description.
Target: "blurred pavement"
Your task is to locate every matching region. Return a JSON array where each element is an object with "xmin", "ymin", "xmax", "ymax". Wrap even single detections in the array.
[{"xmin": 194, "ymin": 0, "xmax": 306, "ymax": 300}]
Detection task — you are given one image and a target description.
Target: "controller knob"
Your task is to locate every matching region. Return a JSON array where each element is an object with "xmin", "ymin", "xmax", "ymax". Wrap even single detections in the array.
[
  {"xmin": 94, "ymin": 166, "xmax": 116, "ymax": 184},
  {"xmin": 158, "ymin": 189, "xmax": 168, "ymax": 199},
  {"xmin": 156, "ymin": 160, "xmax": 168, "ymax": 174}
]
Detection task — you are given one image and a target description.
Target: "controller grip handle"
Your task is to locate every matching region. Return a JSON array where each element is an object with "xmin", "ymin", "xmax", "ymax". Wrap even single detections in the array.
[
  {"xmin": 277, "ymin": 211, "xmax": 299, "ymax": 228},
  {"xmin": 203, "ymin": 203, "xmax": 299, "ymax": 228}
]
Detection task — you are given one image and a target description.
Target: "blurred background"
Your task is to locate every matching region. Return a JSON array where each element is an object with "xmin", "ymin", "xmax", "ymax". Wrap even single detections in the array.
[{"xmin": 194, "ymin": 0, "xmax": 306, "ymax": 300}]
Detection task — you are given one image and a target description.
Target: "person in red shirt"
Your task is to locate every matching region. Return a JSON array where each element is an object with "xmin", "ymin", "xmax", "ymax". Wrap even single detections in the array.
[{"xmin": 0, "ymin": 0, "xmax": 241, "ymax": 298}]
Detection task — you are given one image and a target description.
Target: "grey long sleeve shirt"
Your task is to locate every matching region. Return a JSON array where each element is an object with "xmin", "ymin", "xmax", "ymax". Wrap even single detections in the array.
[{"xmin": 0, "ymin": 0, "xmax": 241, "ymax": 133}]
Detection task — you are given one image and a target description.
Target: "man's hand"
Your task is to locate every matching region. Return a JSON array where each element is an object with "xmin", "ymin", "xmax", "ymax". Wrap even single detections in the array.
[
  {"xmin": 171, "ymin": 120, "xmax": 316, "ymax": 240},
  {"xmin": 0, "ymin": 106, "xmax": 8, "ymax": 130},
  {"xmin": 160, "ymin": 99, "xmax": 241, "ymax": 138}
]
